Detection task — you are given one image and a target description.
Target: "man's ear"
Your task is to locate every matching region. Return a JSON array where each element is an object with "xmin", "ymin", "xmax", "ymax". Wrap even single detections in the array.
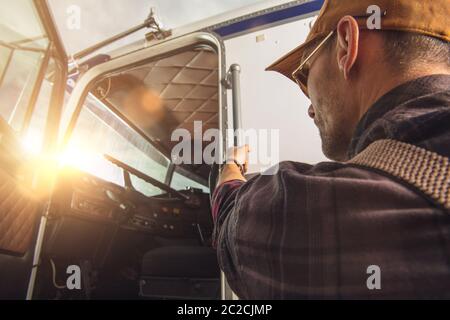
[{"xmin": 336, "ymin": 16, "xmax": 360, "ymax": 80}]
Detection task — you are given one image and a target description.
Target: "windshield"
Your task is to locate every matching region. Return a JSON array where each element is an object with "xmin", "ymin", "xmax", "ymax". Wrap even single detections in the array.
[
  {"xmin": 62, "ymin": 91, "xmax": 210, "ymax": 196},
  {"xmin": 48, "ymin": 0, "xmax": 265, "ymax": 54},
  {"xmin": 63, "ymin": 92, "xmax": 171, "ymax": 196}
]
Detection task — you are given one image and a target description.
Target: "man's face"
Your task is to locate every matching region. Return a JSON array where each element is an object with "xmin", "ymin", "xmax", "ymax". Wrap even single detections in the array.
[{"xmin": 304, "ymin": 44, "xmax": 358, "ymax": 162}]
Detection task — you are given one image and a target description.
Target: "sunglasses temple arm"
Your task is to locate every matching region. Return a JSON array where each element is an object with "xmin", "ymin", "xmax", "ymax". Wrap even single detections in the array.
[{"xmin": 293, "ymin": 30, "xmax": 335, "ymax": 76}]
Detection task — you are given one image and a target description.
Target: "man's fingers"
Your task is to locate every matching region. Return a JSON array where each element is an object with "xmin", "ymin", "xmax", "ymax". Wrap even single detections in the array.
[
  {"xmin": 237, "ymin": 145, "xmax": 250, "ymax": 163},
  {"xmin": 226, "ymin": 145, "xmax": 251, "ymax": 165}
]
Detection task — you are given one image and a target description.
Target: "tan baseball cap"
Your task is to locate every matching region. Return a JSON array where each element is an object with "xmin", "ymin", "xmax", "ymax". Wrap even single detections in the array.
[{"xmin": 266, "ymin": 0, "xmax": 450, "ymax": 87}]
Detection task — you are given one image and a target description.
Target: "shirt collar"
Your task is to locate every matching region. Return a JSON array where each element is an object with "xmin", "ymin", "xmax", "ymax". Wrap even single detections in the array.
[{"xmin": 348, "ymin": 74, "xmax": 450, "ymax": 159}]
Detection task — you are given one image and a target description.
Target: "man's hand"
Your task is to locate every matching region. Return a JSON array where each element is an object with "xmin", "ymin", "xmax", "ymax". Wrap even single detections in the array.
[
  {"xmin": 226, "ymin": 144, "xmax": 250, "ymax": 172},
  {"xmin": 217, "ymin": 145, "xmax": 250, "ymax": 187}
]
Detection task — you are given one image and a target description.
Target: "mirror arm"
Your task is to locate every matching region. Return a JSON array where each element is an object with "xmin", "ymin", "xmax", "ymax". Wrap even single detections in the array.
[{"xmin": 72, "ymin": 8, "xmax": 170, "ymax": 62}]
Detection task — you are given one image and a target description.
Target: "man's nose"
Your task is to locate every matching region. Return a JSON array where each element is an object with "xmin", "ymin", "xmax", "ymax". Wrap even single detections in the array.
[{"xmin": 308, "ymin": 105, "xmax": 315, "ymax": 119}]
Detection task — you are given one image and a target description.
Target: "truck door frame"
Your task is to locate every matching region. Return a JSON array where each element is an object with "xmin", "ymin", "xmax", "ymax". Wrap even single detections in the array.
[{"xmin": 60, "ymin": 31, "xmax": 238, "ymax": 300}]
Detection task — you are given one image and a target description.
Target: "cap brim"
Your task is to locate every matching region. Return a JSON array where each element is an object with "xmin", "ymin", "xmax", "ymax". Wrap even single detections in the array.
[{"xmin": 265, "ymin": 34, "xmax": 322, "ymax": 83}]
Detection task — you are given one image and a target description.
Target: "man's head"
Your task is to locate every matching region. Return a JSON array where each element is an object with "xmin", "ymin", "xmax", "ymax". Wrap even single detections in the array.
[
  {"xmin": 267, "ymin": 0, "xmax": 450, "ymax": 161},
  {"xmin": 305, "ymin": 18, "xmax": 450, "ymax": 161}
]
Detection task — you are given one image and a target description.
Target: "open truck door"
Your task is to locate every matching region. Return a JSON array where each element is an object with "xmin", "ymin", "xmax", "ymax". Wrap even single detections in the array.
[
  {"xmin": 0, "ymin": 0, "xmax": 67, "ymax": 299},
  {"xmin": 60, "ymin": 30, "xmax": 236, "ymax": 300}
]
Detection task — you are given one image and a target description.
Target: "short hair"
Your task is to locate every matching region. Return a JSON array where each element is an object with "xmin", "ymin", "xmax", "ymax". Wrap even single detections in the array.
[
  {"xmin": 325, "ymin": 30, "xmax": 449, "ymax": 70},
  {"xmin": 382, "ymin": 31, "xmax": 450, "ymax": 70}
]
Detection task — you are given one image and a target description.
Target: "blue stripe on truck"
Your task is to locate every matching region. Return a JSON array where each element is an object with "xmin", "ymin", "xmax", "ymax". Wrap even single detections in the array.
[{"xmin": 213, "ymin": 0, "xmax": 324, "ymax": 38}]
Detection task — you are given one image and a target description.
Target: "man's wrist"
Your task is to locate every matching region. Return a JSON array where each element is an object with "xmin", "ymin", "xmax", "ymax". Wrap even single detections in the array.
[
  {"xmin": 224, "ymin": 159, "xmax": 245, "ymax": 175},
  {"xmin": 217, "ymin": 163, "xmax": 246, "ymax": 187}
]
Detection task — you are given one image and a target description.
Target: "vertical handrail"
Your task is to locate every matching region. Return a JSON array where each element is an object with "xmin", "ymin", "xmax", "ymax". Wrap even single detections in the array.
[{"xmin": 229, "ymin": 64, "xmax": 242, "ymax": 147}]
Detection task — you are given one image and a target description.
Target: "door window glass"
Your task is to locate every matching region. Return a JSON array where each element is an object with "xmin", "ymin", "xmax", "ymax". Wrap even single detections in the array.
[{"xmin": 0, "ymin": 0, "xmax": 49, "ymax": 132}]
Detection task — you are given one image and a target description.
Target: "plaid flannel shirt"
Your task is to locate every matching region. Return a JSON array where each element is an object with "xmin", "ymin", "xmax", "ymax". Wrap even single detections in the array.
[{"xmin": 211, "ymin": 75, "xmax": 450, "ymax": 299}]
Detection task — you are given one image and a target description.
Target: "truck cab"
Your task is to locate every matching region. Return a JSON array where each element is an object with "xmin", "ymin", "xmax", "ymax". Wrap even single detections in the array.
[{"xmin": 0, "ymin": 0, "xmax": 324, "ymax": 300}]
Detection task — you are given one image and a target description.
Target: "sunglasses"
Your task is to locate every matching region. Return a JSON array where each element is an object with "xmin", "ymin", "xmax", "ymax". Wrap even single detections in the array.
[{"xmin": 291, "ymin": 30, "xmax": 335, "ymax": 97}]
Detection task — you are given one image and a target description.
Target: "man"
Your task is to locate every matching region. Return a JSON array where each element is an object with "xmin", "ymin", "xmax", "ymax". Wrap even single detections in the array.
[{"xmin": 211, "ymin": 0, "xmax": 450, "ymax": 299}]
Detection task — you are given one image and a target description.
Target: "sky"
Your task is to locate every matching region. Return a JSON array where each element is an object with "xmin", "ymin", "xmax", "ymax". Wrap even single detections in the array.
[{"xmin": 48, "ymin": 0, "xmax": 264, "ymax": 54}]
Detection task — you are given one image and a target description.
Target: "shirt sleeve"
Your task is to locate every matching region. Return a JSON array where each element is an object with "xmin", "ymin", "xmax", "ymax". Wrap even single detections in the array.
[
  {"xmin": 209, "ymin": 162, "xmax": 311, "ymax": 299},
  {"xmin": 210, "ymin": 171, "xmax": 288, "ymax": 299},
  {"xmin": 211, "ymin": 180, "xmax": 245, "ymax": 247}
]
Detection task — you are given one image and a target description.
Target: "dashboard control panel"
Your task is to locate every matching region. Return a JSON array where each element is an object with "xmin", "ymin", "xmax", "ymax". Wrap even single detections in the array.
[{"xmin": 51, "ymin": 169, "xmax": 213, "ymax": 241}]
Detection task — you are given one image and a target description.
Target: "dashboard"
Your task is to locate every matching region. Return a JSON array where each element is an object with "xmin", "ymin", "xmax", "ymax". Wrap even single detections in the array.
[{"xmin": 42, "ymin": 168, "xmax": 213, "ymax": 266}]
